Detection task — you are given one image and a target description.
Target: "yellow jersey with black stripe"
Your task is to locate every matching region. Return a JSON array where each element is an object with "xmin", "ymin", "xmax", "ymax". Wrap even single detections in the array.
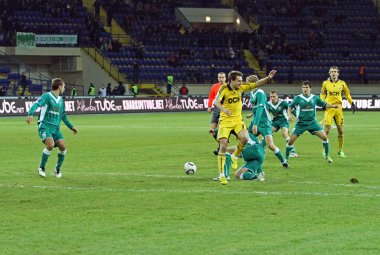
[
  {"xmin": 320, "ymin": 79, "xmax": 353, "ymax": 105},
  {"xmin": 216, "ymin": 83, "xmax": 257, "ymax": 120}
]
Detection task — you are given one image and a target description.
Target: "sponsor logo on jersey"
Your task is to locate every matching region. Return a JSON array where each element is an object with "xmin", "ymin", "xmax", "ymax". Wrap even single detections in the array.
[{"xmin": 228, "ymin": 97, "xmax": 240, "ymax": 104}]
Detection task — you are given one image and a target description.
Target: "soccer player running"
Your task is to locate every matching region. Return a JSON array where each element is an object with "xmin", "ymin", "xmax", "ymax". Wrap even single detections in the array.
[
  {"xmin": 26, "ymin": 78, "xmax": 78, "ymax": 177},
  {"xmin": 320, "ymin": 66, "xmax": 356, "ymax": 157},
  {"xmin": 286, "ymin": 81, "xmax": 338, "ymax": 163},
  {"xmin": 248, "ymin": 88, "xmax": 289, "ymax": 168},
  {"xmin": 213, "ymin": 70, "xmax": 276, "ymax": 185},
  {"xmin": 267, "ymin": 90, "xmax": 298, "ymax": 157},
  {"xmin": 207, "ymin": 72, "xmax": 226, "ymax": 156}
]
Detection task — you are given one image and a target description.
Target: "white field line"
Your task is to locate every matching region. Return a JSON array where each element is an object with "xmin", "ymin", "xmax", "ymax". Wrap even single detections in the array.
[
  {"xmin": 0, "ymin": 183, "xmax": 378, "ymax": 198},
  {"xmin": 90, "ymin": 172, "xmax": 380, "ymax": 190}
]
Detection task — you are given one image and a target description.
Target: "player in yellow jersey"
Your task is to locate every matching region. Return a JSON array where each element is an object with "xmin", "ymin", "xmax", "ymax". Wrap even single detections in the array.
[
  {"xmin": 320, "ymin": 66, "xmax": 356, "ymax": 158},
  {"xmin": 213, "ymin": 70, "xmax": 277, "ymax": 185}
]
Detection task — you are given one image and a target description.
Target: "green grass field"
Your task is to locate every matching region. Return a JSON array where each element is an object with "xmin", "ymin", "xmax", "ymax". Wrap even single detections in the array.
[{"xmin": 1, "ymin": 111, "xmax": 379, "ymax": 255}]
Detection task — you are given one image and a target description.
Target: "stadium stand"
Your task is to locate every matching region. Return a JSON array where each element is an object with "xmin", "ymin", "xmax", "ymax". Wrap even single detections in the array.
[
  {"xmin": 252, "ymin": 0, "xmax": 380, "ymax": 82},
  {"xmin": 1, "ymin": 0, "xmax": 379, "ymax": 89}
]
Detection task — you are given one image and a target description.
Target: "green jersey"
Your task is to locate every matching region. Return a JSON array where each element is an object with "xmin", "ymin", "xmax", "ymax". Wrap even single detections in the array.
[
  {"xmin": 289, "ymin": 94, "xmax": 326, "ymax": 124},
  {"xmin": 28, "ymin": 92, "xmax": 73, "ymax": 129},
  {"xmin": 250, "ymin": 89, "xmax": 271, "ymax": 126},
  {"xmin": 241, "ymin": 133, "xmax": 264, "ymax": 162},
  {"xmin": 267, "ymin": 99, "xmax": 289, "ymax": 122}
]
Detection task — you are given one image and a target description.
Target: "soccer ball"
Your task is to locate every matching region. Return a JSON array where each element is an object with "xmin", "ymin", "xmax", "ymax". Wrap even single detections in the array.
[{"xmin": 184, "ymin": 162, "xmax": 197, "ymax": 174}]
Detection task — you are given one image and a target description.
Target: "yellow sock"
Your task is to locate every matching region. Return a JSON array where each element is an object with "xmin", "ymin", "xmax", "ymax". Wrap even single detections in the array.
[
  {"xmin": 217, "ymin": 154, "xmax": 226, "ymax": 174},
  {"xmin": 233, "ymin": 141, "xmax": 245, "ymax": 157},
  {"xmin": 338, "ymin": 135, "xmax": 344, "ymax": 150}
]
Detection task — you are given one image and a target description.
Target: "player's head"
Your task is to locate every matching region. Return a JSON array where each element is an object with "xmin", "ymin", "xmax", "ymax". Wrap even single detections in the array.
[
  {"xmin": 270, "ymin": 90, "xmax": 279, "ymax": 103},
  {"xmin": 228, "ymin": 70, "xmax": 243, "ymax": 89},
  {"xmin": 52, "ymin": 78, "xmax": 65, "ymax": 93},
  {"xmin": 301, "ymin": 80, "xmax": 311, "ymax": 96},
  {"xmin": 329, "ymin": 66, "xmax": 340, "ymax": 80},
  {"xmin": 217, "ymin": 72, "xmax": 226, "ymax": 84},
  {"xmin": 246, "ymin": 75, "xmax": 259, "ymax": 83}
]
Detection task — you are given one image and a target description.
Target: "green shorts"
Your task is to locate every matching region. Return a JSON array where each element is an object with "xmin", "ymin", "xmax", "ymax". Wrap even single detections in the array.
[
  {"xmin": 272, "ymin": 119, "xmax": 289, "ymax": 131},
  {"xmin": 38, "ymin": 123, "xmax": 64, "ymax": 143},
  {"xmin": 249, "ymin": 122, "xmax": 272, "ymax": 137},
  {"xmin": 291, "ymin": 121, "xmax": 323, "ymax": 136}
]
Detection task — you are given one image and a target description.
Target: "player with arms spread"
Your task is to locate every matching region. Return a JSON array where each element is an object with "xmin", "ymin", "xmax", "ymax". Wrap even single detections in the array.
[
  {"xmin": 320, "ymin": 66, "xmax": 356, "ymax": 157},
  {"xmin": 213, "ymin": 70, "xmax": 276, "ymax": 185},
  {"xmin": 26, "ymin": 78, "xmax": 78, "ymax": 177}
]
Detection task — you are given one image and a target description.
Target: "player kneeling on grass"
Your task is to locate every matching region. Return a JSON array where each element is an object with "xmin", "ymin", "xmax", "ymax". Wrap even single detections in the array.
[
  {"xmin": 222, "ymin": 132, "xmax": 266, "ymax": 181},
  {"xmin": 26, "ymin": 78, "xmax": 78, "ymax": 178},
  {"xmin": 286, "ymin": 81, "xmax": 338, "ymax": 163}
]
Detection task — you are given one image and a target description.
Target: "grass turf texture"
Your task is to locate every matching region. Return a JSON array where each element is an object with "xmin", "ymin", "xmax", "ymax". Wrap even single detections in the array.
[{"xmin": 1, "ymin": 112, "xmax": 379, "ymax": 255}]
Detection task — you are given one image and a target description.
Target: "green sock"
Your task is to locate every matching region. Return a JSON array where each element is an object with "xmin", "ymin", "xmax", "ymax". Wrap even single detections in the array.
[
  {"xmin": 224, "ymin": 153, "xmax": 232, "ymax": 177},
  {"xmin": 242, "ymin": 171, "xmax": 257, "ymax": 180},
  {"xmin": 323, "ymin": 141, "xmax": 330, "ymax": 157},
  {"xmin": 274, "ymin": 148, "xmax": 285, "ymax": 163},
  {"xmin": 56, "ymin": 150, "xmax": 66, "ymax": 170},
  {"xmin": 285, "ymin": 145, "xmax": 294, "ymax": 160},
  {"xmin": 39, "ymin": 148, "xmax": 51, "ymax": 169}
]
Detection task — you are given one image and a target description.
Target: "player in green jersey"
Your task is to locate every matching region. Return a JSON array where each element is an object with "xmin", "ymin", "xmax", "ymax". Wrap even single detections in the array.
[
  {"xmin": 248, "ymin": 88, "xmax": 289, "ymax": 168},
  {"xmin": 286, "ymin": 81, "xmax": 338, "ymax": 163},
  {"xmin": 223, "ymin": 132, "xmax": 266, "ymax": 181},
  {"xmin": 26, "ymin": 78, "xmax": 78, "ymax": 177},
  {"xmin": 267, "ymin": 90, "xmax": 298, "ymax": 157}
]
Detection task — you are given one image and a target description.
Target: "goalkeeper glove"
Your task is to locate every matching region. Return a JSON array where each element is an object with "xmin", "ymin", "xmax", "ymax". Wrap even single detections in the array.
[{"xmin": 351, "ymin": 102, "xmax": 356, "ymax": 114}]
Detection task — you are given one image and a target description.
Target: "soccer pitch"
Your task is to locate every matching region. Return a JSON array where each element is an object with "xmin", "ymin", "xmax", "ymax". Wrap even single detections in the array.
[{"xmin": 1, "ymin": 111, "xmax": 379, "ymax": 254}]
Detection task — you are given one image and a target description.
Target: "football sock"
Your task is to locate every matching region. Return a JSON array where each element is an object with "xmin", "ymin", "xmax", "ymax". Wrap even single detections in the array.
[
  {"xmin": 217, "ymin": 153, "xmax": 226, "ymax": 175},
  {"xmin": 240, "ymin": 171, "xmax": 257, "ymax": 180},
  {"xmin": 286, "ymin": 137, "xmax": 297, "ymax": 153},
  {"xmin": 338, "ymin": 135, "xmax": 344, "ymax": 151},
  {"xmin": 322, "ymin": 140, "xmax": 330, "ymax": 157},
  {"xmin": 286, "ymin": 144, "xmax": 294, "ymax": 159},
  {"xmin": 224, "ymin": 153, "xmax": 232, "ymax": 177},
  {"xmin": 274, "ymin": 147, "xmax": 286, "ymax": 163},
  {"xmin": 56, "ymin": 150, "xmax": 66, "ymax": 170},
  {"xmin": 40, "ymin": 148, "xmax": 51, "ymax": 169},
  {"xmin": 233, "ymin": 140, "xmax": 245, "ymax": 157},
  {"xmin": 212, "ymin": 128, "xmax": 218, "ymax": 140}
]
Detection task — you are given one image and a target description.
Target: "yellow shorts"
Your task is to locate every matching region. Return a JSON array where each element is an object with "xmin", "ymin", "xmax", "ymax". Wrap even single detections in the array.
[
  {"xmin": 217, "ymin": 118, "xmax": 247, "ymax": 141},
  {"xmin": 324, "ymin": 107, "xmax": 344, "ymax": 126}
]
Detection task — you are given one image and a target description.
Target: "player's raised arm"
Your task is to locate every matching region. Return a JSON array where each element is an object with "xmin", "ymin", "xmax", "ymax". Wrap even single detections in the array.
[{"xmin": 255, "ymin": 70, "xmax": 277, "ymax": 87}]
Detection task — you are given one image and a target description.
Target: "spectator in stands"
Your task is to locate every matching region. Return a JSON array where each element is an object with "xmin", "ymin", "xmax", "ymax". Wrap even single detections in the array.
[
  {"xmin": 88, "ymin": 83, "xmax": 96, "ymax": 96},
  {"xmin": 93, "ymin": 0, "xmax": 101, "ymax": 20},
  {"xmin": 131, "ymin": 84, "xmax": 138, "ymax": 97},
  {"xmin": 209, "ymin": 64, "xmax": 216, "ymax": 83},
  {"xmin": 0, "ymin": 85, "xmax": 6, "ymax": 96},
  {"xmin": 20, "ymin": 72, "xmax": 28, "ymax": 96},
  {"xmin": 106, "ymin": 83, "xmax": 112, "ymax": 96},
  {"xmin": 133, "ymin": 60, "xmax": 139, "ymax": 84},
  {"xmin": 342, "ymin": 46, "xmax": 350, "ymax": 60},
  {"xmin": 179, "ymin": 83, "xmax": 189, "ymax": 96},
  {"xmin": 71, "ymin": 87, "xmax": 77, "ymax": 96},
  {"xmin": 166, "ymin": 74, "xmax": 174, "ymax": 95},
  {"xmin": 98, "ymin": 85, "xmax": 107, "ymax": 98},
  {"xmin": 358, "ymin": 64, "xmax": 368, "ymax": 84},
  {"xmin": 116, "ymin": 81, "xmax": 125, "ymax": 95}
]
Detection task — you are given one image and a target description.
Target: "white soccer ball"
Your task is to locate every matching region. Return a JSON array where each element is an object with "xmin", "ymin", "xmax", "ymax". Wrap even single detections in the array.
[{"xmin": 184, "ymin": 162, "xmax": 197, "ymax": 174}]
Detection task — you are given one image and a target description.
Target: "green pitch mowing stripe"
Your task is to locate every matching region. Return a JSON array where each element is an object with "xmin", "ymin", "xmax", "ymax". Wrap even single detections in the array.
[{"xmin": 1, "ymin": 112, "xmax": 380, "ymax": 255}]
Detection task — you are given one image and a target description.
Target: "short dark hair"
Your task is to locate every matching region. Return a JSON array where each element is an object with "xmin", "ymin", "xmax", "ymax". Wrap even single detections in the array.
[
  {"xmin": 329, "ymin": 66, "xmax": 340, "ymax": 73},
  {"xmin": 302, "ymin": 80, "xmax": 311, "ymax": 87},
  {"xmin": 227, "ymin": 70, "xmax": 243, "ymax": 82},
  {"xmin": 51, "ymin": 78, "xmax": 64, "ymax": 90}
]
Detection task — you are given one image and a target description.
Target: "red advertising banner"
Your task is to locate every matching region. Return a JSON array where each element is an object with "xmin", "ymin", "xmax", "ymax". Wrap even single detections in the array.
[{"xmin": 1, "ymin": 96, "xmax": 379, "ymax": 117}]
